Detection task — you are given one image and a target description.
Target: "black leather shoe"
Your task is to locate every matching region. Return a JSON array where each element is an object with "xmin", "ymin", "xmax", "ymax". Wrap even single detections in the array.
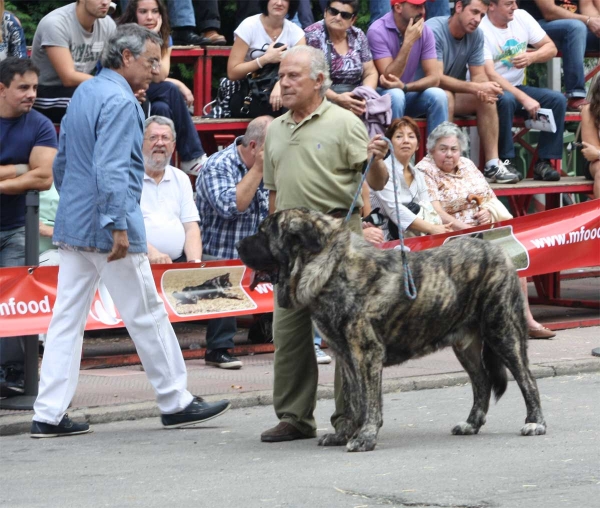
[
  {"xmin": 172, "ymin": 29, "xmax": 212, "ymax": 47},
  {"xmin": 161, "ymin": 397, "xmax": 230, "ymax": 428},
  {"xmin": 31, "ymin": 414, "xmax": 91, "ymax": 438}
]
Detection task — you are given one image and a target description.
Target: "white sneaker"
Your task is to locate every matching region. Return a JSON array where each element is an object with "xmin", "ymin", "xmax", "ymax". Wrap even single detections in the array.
[
  {"xmin": 180, "ymin": 154, "xmax": 208, "ymax": 177},
  {"xmin": 315, "ymin": 344, "xmax": 332, "ymax": 364}
]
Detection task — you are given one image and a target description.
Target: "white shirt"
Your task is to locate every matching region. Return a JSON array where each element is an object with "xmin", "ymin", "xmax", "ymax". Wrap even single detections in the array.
[
  {"xmin": 141, "ymin": 165, "xmax": 200, "ymax": 261},
  {"xmin": 234, "ymin": 14, "xmax": 305, "ymax": 62},
  {"xmin": 370, "ymin": 156, "xmax": 432, "ymax": 240},
  {"xmin": 480, "ymin": 10, "xmax": 546, "ymax": 86}
]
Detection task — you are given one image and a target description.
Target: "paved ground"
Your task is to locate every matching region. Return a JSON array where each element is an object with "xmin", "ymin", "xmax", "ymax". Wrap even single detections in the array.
[
  {"xmin": 1, "ymin": 324, "xmax": 598, "ymax": 436},
  {"xmin": 1, "ymin": 373, "xmax": 599, "ymax": 508}
]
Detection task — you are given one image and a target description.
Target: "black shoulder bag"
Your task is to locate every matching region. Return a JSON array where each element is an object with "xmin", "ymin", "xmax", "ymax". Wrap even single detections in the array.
[{"xmin": 203, "ymin": 44, "xmax": 281, "ymax": 119}]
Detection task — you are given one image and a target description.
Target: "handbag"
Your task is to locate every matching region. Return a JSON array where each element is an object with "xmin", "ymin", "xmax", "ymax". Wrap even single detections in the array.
[
  {"xmin": 203, "ymin": 45, "xmax": 281, "ymax": 119},
  {"xmin": 480, "ymin": 197, "xmax": 513, "ymax": 222}
]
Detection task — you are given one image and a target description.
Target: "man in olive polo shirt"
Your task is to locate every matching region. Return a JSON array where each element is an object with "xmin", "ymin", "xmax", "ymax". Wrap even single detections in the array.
[{"xmin": 261, "ymin": 45, "xmax": 389, "ymax": 444}]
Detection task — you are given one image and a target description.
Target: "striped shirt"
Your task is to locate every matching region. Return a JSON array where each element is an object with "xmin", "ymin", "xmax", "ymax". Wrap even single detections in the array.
[{"xmin": 195, "ymin": 137, "xmax": 269, "ymax": 259}]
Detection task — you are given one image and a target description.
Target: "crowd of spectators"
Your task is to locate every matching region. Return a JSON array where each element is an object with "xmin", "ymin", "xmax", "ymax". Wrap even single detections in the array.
[{"xmin": 0, "ymin": 0, "xmax": 598, "ymax": 435}]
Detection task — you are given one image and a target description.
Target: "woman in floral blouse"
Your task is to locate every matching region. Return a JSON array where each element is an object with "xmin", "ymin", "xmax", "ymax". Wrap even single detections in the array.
[
  {"xmin": 0, "ymin": 1, "xmax": 27, "ymax": 61},
  {"xmin": 416, "ymin": 122, "xmax": 496, "ymax": 230},
  {"xmin": 416, "ymin": 122, "xmax": 556, "ymax": 339},
  {"xmin": 304, "ymin": 0, "xmax": 378, "ymax": 117}
]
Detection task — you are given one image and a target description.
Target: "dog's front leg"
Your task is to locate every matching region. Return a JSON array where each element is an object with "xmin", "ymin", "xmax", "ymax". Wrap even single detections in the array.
[
  {"xmin": 318, "ymin": 362, "xmax": 360, "ymax": 447},
  {"xmin": 346, "ymin": 329, "xmax": 385, "ymax": 452}
]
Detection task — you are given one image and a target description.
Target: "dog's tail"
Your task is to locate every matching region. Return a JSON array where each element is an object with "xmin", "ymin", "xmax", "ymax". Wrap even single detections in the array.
[{"xmin": 482, "ymin": 344, "xmax": 508, "ymax": 402}]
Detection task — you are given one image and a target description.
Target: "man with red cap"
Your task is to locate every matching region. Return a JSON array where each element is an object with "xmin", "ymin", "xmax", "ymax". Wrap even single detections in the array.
[{"xmin": 367, "ymin": 0, "xmax": 448, "ymax": 135}]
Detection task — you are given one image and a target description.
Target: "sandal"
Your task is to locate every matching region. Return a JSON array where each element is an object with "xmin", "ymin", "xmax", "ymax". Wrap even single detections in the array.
[{"xmin": 528, "ymin": 327, "xmax": 556, "ymax": 339}]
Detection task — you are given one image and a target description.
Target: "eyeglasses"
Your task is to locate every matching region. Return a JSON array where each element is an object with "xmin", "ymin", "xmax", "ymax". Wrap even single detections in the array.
[
  {"xmin": 327, "ymin": 6, "xmax": 355, "ymax": 20},
  {"xmin": 138, "ymin": 55, "xmax": 161, "ymax": 71},
  {"xmin": 145, "ymin": 134, "xmax": 174, "ymax": 143}
]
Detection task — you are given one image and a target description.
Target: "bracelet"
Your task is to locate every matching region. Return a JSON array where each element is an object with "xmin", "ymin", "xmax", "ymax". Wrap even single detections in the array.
[
  {"xmin": 256, "ymin": 57, "xmax": 263, "ymax": 69},
  {"xmin": 189, "ymin": 259, "xmax": 202, "ymax": 263},
  {"xmin": 586, "ymin": 17, "xmax": 591, "ymax": 25},
  {"xmin": 403, "ymin": 83, "xmax": 408, "ymax": 94}
]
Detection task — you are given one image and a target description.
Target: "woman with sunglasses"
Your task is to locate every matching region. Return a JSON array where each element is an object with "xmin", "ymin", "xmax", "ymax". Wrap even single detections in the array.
[
  {"xmin": 118, "ymin": 0, "xmax": 207, "ymax": 175},
  {"xmin": 304, "ymin": 0, "xmax": 378, "ymax": 117}
]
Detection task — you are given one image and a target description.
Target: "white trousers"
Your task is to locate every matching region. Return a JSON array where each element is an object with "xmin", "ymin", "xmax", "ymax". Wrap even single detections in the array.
[{"xmin": 33, "ymin": 249, "xmax": 194, "ymax": 424}]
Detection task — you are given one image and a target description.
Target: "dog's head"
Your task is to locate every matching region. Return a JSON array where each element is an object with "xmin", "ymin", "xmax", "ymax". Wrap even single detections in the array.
[{"xmin": 237, "ymin": 208, "xmax": 347, "ymax": 308}]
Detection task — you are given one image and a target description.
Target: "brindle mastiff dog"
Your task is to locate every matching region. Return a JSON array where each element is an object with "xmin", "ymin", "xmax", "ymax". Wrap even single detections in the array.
[{"xmin": 237, "ymin": 208, "xmax": 546, "ymax": 452}]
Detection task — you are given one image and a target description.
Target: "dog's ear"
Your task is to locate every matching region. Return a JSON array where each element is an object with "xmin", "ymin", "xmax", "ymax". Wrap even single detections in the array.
[{"xmin": 287, "ymin": 216, "xmax": 326, "ymax": 254}]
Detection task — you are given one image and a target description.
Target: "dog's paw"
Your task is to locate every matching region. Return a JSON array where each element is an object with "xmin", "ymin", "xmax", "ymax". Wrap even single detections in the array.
[
  {"xmin": 451, "ymin": 422, "xmax": 479, "ymax": 435},
  {"xmin": 318, "ymin": 433, "xmax": 348, "ymax": 447},
  {"xmin": 520, "ymin": 423, "xmax": 546, "ymax": 436},
  {"xmin": 346, "ymin": 436, "xmax": 377, "ymax": 452}
]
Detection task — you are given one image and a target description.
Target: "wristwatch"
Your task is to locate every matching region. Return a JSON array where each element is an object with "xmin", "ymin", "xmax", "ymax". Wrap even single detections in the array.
[{"xmin": 403, "ymin": 83, "xmax": 409, "ymax": 94}]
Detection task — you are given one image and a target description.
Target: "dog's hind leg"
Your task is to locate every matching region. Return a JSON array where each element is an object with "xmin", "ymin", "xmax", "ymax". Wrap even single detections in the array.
[
  {"xmin": 485, "ymin": 325, "xmax": 546, "ymax": 436},
  {"xmin": 451, "ymin": 332, "xmax": 493, "ymax": 435}
]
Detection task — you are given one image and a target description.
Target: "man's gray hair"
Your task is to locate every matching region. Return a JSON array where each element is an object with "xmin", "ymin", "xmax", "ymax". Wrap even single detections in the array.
[
  {"xmin": 426, "ymin": 121, "xmax": 469, "ymax": 154},
  {"xmin": 241, "ymin": 115, "xmax": 273, "ymax": 147},
  {"xmin": 283, "ymin": 46, "xmax": 332, "ymax": 97},
  {"xmin": 144, "ymin": 115, "xmax": 176, "ymax": 140},
  {"xmin": 101, "ymin": 23, "xmax": 163, "ymax": 69}
]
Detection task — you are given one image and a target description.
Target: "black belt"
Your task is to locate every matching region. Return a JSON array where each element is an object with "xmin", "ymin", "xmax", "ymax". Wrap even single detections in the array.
[{"xmin": 327, "ymin": 208, "xmax": 360, "ymax": 219}]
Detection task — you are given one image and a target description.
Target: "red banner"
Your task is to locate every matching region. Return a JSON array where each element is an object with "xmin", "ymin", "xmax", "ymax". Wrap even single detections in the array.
[{"xmin": 0, "ymin": 201, "xmax": 598, "ymax": 337}]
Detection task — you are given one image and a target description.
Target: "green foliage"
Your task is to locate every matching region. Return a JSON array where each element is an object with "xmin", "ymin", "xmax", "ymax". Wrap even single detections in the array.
[{"xmin": 6, "ymin": 1, "xmax": 69, "ymax": 44}]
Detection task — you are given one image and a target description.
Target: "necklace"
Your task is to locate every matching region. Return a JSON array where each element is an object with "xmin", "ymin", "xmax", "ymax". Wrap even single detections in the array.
[{"xmin": 261, "ymin": 16, "xmax": 282, "ymax": 42}]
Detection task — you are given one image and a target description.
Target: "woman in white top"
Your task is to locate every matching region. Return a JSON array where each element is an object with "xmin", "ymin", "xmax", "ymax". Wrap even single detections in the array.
[
  {"xmin": 370, "ymin": 117, "xmax": 452, "ymax": 240},
  {"xmin": 227, "ymin": 0, "xmax": 305, "ymax": 112}
]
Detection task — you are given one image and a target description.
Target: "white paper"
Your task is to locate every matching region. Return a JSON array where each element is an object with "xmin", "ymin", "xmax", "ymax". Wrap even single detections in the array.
[{"xmin": 524, "ymin": 108, "xmax": 557, "ymax": 133}]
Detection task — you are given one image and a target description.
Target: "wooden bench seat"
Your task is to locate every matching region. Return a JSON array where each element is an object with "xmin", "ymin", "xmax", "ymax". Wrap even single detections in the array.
[
  {"xmin": 193, "ymin": 116, "xmax": 249, "ymax": 153},
  {"xmin": 491, "ymin": 176, "xmax": 593, "ymax": 217}
]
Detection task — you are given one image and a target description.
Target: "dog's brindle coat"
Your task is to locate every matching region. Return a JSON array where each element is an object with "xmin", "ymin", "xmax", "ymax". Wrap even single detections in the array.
[{"xmin": 237, "ymin": 208, "xmax": 546, "ymax": 452}]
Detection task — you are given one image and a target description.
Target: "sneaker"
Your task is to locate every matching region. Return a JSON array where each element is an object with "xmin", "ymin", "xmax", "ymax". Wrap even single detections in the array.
[
  {"xmin": 205, "ymin": 349, "xmax": 243, "ymax": 369},
  {"xmin": 161, "ymin": 397, "xmax": 230, "ymax": 429},
  {"xmin": 533, "ymin": 160, "xmax": 560, "ymax": 181},
  {"xmin": 315, "ymin": 344, "xmax": 332, "ymax": 364},
  {"xmin": 484, "ymin": 162, "xmax": 519, "ymax": 184},
  {"xmin": 500, "ymin": 159, "xmax": 523, "ymax": 181},
  {"xmin": 30, "ymin": 414, "xmax": 91, "ymax": 438},
  {"xmin": 180, "ymin": 154, "xmax": 208, "ymax": 177}
]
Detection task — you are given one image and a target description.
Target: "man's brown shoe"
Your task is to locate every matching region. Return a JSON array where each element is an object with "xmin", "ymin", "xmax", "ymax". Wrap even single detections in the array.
[{"xmin": 261, "ymin": 422, "xmax": 313, "ymax": 442}]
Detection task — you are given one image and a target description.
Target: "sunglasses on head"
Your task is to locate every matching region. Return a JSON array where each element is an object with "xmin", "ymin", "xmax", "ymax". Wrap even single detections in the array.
[{"xmin": 327, "ymin": 6, "xmax": 355, "ymax": 20}]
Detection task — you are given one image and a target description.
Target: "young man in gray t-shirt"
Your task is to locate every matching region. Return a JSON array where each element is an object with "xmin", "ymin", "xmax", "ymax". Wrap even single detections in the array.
[
  {"xmin": 32, "ymin": 1, "xmax": 116, "ymax": 123},
  {"xmin": 426, "ymin": 0, "xmax": 520, "ymax": 183}
]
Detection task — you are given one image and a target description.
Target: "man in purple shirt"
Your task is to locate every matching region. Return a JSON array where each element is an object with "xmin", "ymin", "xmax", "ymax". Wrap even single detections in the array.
[{"xmin": 367, "ymin": 0, "xmax": 448, "ymax": 134}]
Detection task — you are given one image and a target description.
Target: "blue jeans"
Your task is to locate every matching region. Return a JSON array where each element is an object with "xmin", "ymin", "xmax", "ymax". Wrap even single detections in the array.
[
  {"xmin": 370, "ymin": 0, "xmax": 390, "ymax": 24},
  {"xmin": 426, "ymin": 0, "xmax": 450, "ymax": 18},
  {"xmin": 0, "ymin": 227, "xmax": 26, "ymax": 365},
  {"xmin": 538, "ymin": 19, "xmax": 600, "ymax": 99},
  {"xmin": 378, "ymin": 87, "xmax": 448, "ymax": 136},
  {"xmin": 167, "ymin": 0, "xmax": 195, "ymax": 29},
  {"xmin": 496, "ymin": 85, "xmax": 566, "ymax": 160},
  {"xmin": 146, "ymin": 81, "xmax": 205, "ymax": 161}
]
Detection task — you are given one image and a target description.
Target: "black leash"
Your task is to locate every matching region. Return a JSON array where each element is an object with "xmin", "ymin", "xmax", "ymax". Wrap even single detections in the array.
[{"xmin": 345, "ymin": 137, "xmax": 417, "ymax": 300}]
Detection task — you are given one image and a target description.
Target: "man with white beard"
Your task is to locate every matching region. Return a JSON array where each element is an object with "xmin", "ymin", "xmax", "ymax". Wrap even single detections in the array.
[{"xmin": 140, "ymin": 115, "xmax": 202, "ymax": 265}]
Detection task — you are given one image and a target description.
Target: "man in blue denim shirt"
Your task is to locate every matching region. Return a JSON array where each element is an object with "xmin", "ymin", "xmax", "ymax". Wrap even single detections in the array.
[{"xmin": 31, "ymin": 24, "xmax": 230, "ymax": 439}]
